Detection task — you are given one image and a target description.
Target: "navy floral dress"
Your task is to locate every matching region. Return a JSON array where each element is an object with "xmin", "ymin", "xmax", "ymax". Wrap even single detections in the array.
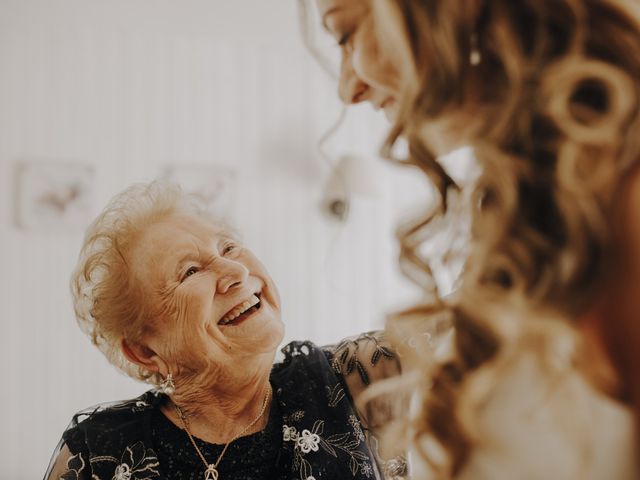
[{"xmin": 45, "ymin": 339, "xmax": 407, "ymax": 480}]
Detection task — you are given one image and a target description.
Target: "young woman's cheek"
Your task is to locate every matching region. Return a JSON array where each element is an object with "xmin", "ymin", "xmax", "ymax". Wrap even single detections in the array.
[{"xmin": 348, "ymin": 18, "xmax": 390, "ymax": 89}]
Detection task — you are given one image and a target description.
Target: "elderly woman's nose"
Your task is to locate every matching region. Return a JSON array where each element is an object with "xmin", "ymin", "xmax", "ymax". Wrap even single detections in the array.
[
  {"xmin": 216, "ymin": 259, "xmax": 249, "ymax": 293},
  {"xmin": 338, "ymin": 55, "xmax": 370, "ymax": 105}
]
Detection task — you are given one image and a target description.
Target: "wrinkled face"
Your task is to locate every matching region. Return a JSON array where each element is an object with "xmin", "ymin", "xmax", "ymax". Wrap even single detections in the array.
[
  {"xmin": 130, "ymin": 214, "xmax": 284, "ymax": 376},
  {"xmin": 316, "ymin": 0, "xmax": 401, "ymax": 120}
]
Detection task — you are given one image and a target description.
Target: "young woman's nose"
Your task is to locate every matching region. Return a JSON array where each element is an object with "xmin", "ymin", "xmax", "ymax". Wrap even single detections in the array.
[
  {"xmin": 216, "ymin": 259, "xmax": 249, "ymax": 294},
  {"xmin": 338, "ymin": 54, "xmax": 370, "ymax": 105}
]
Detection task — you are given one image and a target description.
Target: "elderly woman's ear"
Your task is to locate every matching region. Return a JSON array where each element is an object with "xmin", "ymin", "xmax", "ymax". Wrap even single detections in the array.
[{"xmin": 121, "ymin": 338, "xmax": 167, "ymax": 377}]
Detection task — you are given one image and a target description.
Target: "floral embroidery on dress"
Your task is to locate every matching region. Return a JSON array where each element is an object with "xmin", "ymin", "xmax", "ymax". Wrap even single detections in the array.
[
  {"xmin": 349, "ymin": 415, "xmax": 366, "ymax": 442},
  {"xmin": 284, "ymin": 409, "xmax": 305, "ymax": 423},
  {"xmin": 113, "ymin": 463, "xmax": 132, "ymax": 480},
  {"xmin": 325, "ymin": 383, "xmax": 346, "ymax": 407},
  {"xmin": 296, "ymin": 429, "xmax": 321, "ymax": 453},
  {"xmin": 283, "ymin": 418, "xmax": 374, "ymax": 479},
  {"xmin": 361, "ymin": 463, "xmax": 374, "ymax": 476},
  {"xmin": 60, "ymin": 452, "xmax": 86, "ymax": 480},
  {"xmin": 90, "ymin": 441, "xmax": 160, "ymax": 480},
  {"xmin": 283, "ymin": 425, "xmax": 298, "ymax": 442}
]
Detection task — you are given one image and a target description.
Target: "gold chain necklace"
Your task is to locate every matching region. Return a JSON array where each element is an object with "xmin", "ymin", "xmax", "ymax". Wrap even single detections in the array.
[{"xmin": 173, "ymin": 386, "xmax": 272, "ymax": 480}]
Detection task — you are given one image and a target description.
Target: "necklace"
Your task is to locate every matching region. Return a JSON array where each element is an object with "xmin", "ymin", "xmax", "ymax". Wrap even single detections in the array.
[{"xmin": 173, "ymin": 386, "xmax": 272, "ymax": 480}]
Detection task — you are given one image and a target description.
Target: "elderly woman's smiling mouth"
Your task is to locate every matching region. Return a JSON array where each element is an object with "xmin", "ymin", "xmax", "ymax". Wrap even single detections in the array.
[{"xmin": 218, "ymin": 292, "xmax": 262, "ymax": 326}]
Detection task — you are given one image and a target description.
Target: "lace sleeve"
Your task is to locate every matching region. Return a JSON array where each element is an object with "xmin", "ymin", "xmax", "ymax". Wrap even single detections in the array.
[
  {"xmin": 324, "ymin": 331, "xmax": 401, "ymax": 427},
  {"xmin": 43, "ymin": 442, "xmax": 90, "ymax": 480}
]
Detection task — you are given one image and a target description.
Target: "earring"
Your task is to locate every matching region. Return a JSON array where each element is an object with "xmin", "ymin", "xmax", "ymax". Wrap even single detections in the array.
[
  {"xmin": 159, "ymin": 373, "xmax": 175, "ymax": 395},
  {"xmin": 470, "ymin": 33, "xmax": 482, "ymax": 66}
]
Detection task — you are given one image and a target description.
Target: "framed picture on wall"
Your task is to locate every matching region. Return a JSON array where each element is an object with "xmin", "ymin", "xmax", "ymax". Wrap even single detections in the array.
[
  {"xmin": 162, "ymin": 164, "xmax": 237, "ymax": 217},
  {"xmin": 14, "ymin": 160, "xmax": 95, "ymax": 231}
]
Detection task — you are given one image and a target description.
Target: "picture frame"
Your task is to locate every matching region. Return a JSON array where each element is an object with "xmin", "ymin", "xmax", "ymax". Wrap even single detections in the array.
[{"xmin": 14, "ymin": 160, "xmax": 95, "ymax": 232}]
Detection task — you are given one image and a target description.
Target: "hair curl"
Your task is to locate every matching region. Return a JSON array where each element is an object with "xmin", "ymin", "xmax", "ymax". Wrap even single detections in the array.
[{"xmin": 371, "ymin": 0, "xmax": 640, "ymax": 475}]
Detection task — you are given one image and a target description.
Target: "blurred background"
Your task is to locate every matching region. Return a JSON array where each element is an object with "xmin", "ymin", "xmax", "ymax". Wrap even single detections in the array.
[{"xmin": 0, "ymin": 0, "xmax": 441, "ymax": 477}]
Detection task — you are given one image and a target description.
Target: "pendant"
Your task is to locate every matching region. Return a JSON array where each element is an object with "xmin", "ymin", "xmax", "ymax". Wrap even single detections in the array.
[{"xmin": 204, "ymin": 464, "xmax": 219, "ymax": 480}]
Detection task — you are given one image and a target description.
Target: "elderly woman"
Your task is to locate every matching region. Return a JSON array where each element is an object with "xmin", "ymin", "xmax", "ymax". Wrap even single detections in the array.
[{"xmin": 44, "ymin": 182, "xmax": 401, "ymax": 480}]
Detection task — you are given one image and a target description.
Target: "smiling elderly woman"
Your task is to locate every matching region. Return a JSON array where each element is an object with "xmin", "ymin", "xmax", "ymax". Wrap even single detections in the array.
[{"xmin": 44, "ymin": 182, "xmax": 402, "ymax": 480}]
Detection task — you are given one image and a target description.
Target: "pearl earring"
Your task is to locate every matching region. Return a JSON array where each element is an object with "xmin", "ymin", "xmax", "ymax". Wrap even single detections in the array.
[{"xmin": 160, "ymin": 373, "xmax": 175, "ymax": 395}]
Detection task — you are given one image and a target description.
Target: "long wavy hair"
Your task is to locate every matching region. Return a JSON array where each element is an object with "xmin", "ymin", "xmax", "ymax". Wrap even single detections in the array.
[{"xmin": 369, "ymin": 0, "xmax": 640, "ymax": 475}]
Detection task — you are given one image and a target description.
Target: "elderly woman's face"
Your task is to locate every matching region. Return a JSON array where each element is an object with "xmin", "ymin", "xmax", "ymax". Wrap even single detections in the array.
[
  {"xmin": 130, "ymin": 214, "xmax": 284, "ymax": 374},
  {"xmin": 316, "ymin": 0, "xmax": 401, "ymax": 120}
]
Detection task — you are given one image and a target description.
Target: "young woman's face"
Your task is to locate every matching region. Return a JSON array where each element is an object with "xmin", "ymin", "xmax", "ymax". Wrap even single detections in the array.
[
  {"xmin": 316, "ymin": 0, "xmax": 401, "ymax": 120},
  {"xmin": 130, "ymin": 214, "xmax": 284, "ymax": 377}
]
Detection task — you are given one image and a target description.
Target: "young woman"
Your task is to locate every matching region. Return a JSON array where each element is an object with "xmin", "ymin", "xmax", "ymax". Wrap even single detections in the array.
[{"xmin": 311, "ymin": 0, "xmax": 640, "ymax": 477}]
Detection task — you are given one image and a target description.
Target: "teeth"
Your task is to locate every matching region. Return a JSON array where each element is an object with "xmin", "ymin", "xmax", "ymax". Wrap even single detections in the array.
[{"xmin": 219, "ymin": 294, "xmax": 260, "ymax": 325}]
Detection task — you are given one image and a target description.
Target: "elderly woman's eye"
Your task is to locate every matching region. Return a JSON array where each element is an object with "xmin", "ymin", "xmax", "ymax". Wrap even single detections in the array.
[
  {"xmin": 182, "ymin": 266, "xmax": 198, "ymax": 280},
  {"xmin": 222, "ymin": 243, "xmax": 237, "ymax": 255}
]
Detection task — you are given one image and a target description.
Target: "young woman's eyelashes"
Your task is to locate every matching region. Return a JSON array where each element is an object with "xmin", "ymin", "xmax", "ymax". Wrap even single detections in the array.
[{"xmin": 338, "ymin": 30, "xmax": 354, "ymax": 48}]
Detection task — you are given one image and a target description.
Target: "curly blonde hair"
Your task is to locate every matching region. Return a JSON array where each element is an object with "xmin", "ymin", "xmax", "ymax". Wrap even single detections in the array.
[
  {"xmin": 71, "ymin": 182, "xmax": 213, "ymax": 385},
  {"xmin": 370, "ymin": 0, "xmax": 640, "ymax": 475}
]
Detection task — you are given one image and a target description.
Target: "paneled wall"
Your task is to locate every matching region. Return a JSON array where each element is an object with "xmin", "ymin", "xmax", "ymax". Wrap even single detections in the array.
[{"xmin": 0, "ymin": 1, "xmax": 430, "ymax": 477}]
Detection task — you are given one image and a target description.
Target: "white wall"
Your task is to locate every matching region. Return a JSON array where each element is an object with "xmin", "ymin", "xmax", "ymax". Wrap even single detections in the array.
[{"xmin": 0, "ymin": 1, "xmax": 429, "ymax": 477}]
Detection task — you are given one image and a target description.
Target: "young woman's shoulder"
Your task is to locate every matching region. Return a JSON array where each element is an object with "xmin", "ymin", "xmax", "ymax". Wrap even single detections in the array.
[{"xmin": 457, "ymin": 331, "xmax": 637, "ymax": 480}]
